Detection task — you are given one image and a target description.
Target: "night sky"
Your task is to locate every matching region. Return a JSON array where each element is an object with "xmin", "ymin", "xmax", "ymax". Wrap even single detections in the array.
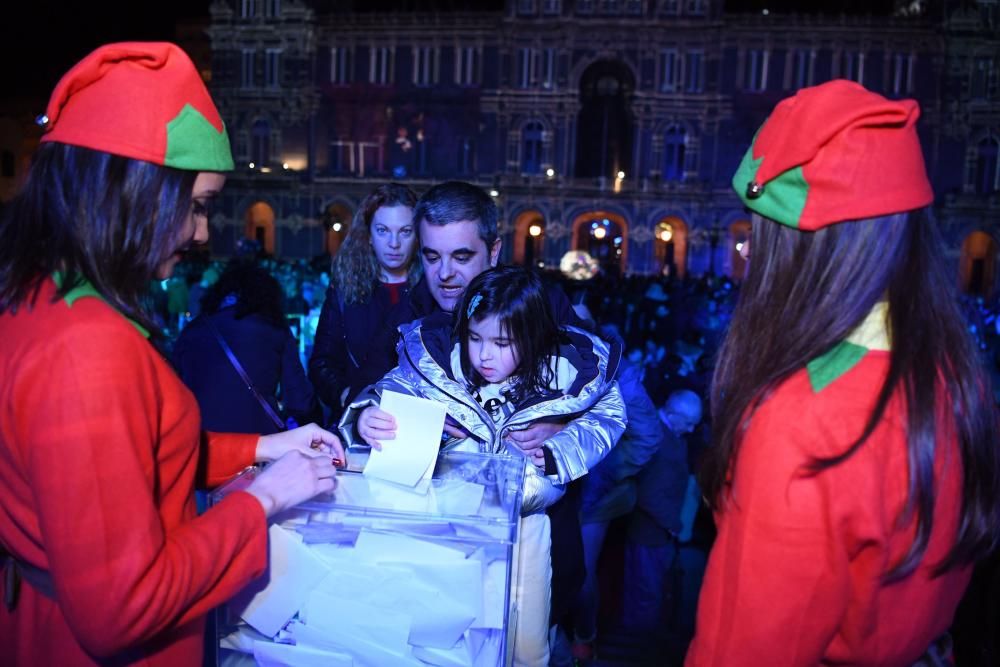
[
  {"xmin": 1, "ymin": 0, "xmax": 897, "ymax": 103},
  {"xmin": 0, "ymin": 0, "xmax": 211, "ymax": 100}
]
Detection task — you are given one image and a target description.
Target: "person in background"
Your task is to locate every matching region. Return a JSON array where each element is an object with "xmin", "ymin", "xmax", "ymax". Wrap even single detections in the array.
[
  {"xmin": 623, "ymin": 390, "xmax": 701, "ymax": 656},
  {"xmin": 0, "ymin": 42, "xmax": 343, "ymax": 667},
  {"xmin": 567, "ymin": 336, "xmax": 665, "ymax": 662},
  {"xmin": 174, "ymin": 261, "xmax": 321, "ymax": 434},
  {"xmin": 309, "ymin": 183, "xmax": 420, "ymax": 421},
  {"xmin": 186, "ymin": 263, "xmax": 220, "ymax": 321},
  {"xmin": 687, "ymin": 80, "xmax": 1000, "ymax": 666}
]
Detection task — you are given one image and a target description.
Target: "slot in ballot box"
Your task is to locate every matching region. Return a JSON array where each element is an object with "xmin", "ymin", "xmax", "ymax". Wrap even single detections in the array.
[{"xmin": 211, "ymin": 448, "xmax": 525, "ymax": 667}]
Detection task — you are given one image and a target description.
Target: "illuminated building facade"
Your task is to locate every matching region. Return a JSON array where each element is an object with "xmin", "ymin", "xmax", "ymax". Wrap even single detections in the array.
[{"xmin": 205, "ymin": 0, "xmax": 999, "ymax": 292}]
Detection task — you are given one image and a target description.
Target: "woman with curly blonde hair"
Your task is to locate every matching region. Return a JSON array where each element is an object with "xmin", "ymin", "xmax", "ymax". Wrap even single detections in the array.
[{"xmin": 309, "ymin": 183, "xmax": 420, "ymax": 419}]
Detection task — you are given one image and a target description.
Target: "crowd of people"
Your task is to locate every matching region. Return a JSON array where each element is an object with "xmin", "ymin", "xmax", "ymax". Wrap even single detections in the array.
[{"xmin": 2, "ymin": 40, "xmax": 1000, "ymax": 667}]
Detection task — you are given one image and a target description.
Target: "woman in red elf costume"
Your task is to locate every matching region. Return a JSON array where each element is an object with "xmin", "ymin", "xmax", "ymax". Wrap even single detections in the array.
[
  {"xmin": 0, "ymin": 43, "xmax": 343, "ymax": 666},
  {"xmin": 686, "ymin": 81, "xmax": 1000, "ymax": 666}
]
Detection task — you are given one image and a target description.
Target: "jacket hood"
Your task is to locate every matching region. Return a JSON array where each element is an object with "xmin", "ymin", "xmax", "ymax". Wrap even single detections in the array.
[{"xmin": 396, "ymin": 314, "xmax": 619, "ymax": 420}]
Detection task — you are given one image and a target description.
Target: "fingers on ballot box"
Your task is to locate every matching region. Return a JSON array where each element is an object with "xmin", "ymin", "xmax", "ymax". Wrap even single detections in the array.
[{"xmin": 211, "ymin": 449, "xmax": 526, "ymax": 667}]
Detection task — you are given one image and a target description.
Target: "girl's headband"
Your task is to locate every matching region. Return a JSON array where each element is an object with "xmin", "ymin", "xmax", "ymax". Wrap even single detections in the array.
[{"xmin": 467, "ymin": 293, "xmax": 483, "ymax": 319}]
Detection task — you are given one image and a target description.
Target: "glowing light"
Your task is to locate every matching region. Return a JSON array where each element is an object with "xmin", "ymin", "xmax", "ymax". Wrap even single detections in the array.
[
  {"xmin": 559, "ymin": 250, "xmax": 600, "ymax": 280},
  {"xmin": 489, "ymin": 189, "xmax": 500, "ymax": 197},
  {"xmin": 616, "ymin": 170, "xmax": 626, "ymax": 179},
  {"xmin": 259, "ymin": 166, "xmax": 272, "ymax": 173},
  {"xmin": 529, "ymin": 224, "xmax": 543, "ymax": 237},
  {"xmin": 657, "ymin": 222, "xmax": 674, "ymax": 243},
  {"xmin": 593, "ymin": 226, "xmax": 607, "ymax": 240},
  {"xmin": 282, "ymin": 162, "xmax": 290, "ymax": 170},
  {"xmin": 332, "ymin": 222, "xmax": 342, "ymax": 232},
  {"xmin": 248, "ymin": 162, "xmax": 255, "ymax": 169},
  {"xmin": 736, "ymin": 241, "xmax": 745, "ymax": 253},
  {"xmin": 545, "ymin": 168, "xmax": 555, "ymax": 178}
]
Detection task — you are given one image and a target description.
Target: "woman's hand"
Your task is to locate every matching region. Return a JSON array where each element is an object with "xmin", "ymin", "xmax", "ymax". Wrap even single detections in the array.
[
  {"xmin": 358, "ymin": 406, "xmax": 396, "ymax": 450},
  {"xmin": 245, "ymin": 451, "xmax": 338, "ymax": 518},
  {"xmin": 256, "ymin": 423, "xmax": 345, "ymax": 464}
]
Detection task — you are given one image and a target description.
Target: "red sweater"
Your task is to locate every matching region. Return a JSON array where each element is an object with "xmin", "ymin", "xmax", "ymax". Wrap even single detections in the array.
[
  {"xmin": 686, "ymin": 350, "xmax": 969, "ymax": 666},
  {"xmin": 0, "ymin": 280, "xmax": 267, "ymax": 666}
]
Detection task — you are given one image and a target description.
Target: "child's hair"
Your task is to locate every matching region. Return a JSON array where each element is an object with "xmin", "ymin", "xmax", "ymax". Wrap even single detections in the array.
[{"xmin": 456, "ymin": 266, "xmax": 561, "ymax": 396}]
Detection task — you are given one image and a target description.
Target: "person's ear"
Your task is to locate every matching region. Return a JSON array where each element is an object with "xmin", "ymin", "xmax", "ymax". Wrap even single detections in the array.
[{"xmin": 489, "ymin": 238, "xmax": 502, "ymax": 267}]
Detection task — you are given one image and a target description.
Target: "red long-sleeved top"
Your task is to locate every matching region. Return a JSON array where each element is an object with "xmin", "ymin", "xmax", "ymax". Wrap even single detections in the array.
[
  {"xmin": 686, "ymin": 349, "xmax": 969, "ymax": 666},
  {"xmin": 0, "ymin": 280, "xmax": 267, "ymax": 666}
]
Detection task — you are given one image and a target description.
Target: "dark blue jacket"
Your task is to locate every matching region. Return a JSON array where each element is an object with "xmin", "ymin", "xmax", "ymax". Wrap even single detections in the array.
[{"xmin": 173, "ymin": 308, "xmax": 320, "ymax": 435}]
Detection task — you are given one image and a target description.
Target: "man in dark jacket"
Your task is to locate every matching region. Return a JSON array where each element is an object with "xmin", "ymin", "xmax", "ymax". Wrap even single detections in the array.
[{"xmin": 623, "ymin": 390, "xmax": 701, "ymax": 640}]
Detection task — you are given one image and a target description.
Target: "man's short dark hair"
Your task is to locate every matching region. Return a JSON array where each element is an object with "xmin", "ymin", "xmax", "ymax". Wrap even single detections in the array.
[{"xmin": 413, "ymin": 181, "xmax": 498, "ymax": 248}]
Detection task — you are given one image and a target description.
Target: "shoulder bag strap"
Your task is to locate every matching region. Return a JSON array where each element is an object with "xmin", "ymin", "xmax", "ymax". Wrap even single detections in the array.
[{"xmin": 206, "ymin": 319, "xmax": 286, "ymax": 431}]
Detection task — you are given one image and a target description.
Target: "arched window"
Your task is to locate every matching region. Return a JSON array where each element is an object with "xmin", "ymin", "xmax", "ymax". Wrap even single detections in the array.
[
  {"xmin": 663, "ymin": 125, "xmax": 686, "ymax": 181},
  {"xmin": 975, "ymin": 136, "xmax": 999, "ymax": 194},
  {"xmin": 251, "ymin": 119, "xmax": 271, "ymax": 167},
  {"xmin": 522, "ymin": 121, "xmax": 545, "ymax": 174}
]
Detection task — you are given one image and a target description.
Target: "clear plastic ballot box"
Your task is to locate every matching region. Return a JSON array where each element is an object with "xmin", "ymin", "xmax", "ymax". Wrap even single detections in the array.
[{"xmin": 210, "ymin": 448, "xmax": 526, "ymax": 667}]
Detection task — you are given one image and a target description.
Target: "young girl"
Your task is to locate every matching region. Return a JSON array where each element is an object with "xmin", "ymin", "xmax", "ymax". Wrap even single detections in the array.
[{"xmin": 342, "ymin": 265, "xmax": 626, "ymax": 666}]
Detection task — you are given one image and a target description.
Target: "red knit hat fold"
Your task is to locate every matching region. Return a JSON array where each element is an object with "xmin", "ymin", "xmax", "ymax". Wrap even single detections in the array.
[
  {"xmin": 39, "ymin": 42, "xmax": 233, "ymax": 172},
  {"xmin": 733, "ymin": 80, "xmax": 933, "ymax": 230}
]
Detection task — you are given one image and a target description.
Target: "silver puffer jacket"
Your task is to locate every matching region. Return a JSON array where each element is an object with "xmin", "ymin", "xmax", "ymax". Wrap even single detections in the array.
[{"xmin": 340, "ymin": 315, "xmax": 627, "ymax": 514}]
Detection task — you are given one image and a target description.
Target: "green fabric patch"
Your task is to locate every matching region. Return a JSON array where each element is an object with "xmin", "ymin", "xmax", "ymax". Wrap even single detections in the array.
[
  {"xmin": 733, "ymin": 141, "xmax": 810, "ymax": 229},
  {"xmin": 52, "ymin": 272, "xmax": 151, "ymax": 339},
  {"xmin": 165, "ymin": 104, "xmax": 234, "ymax": 172},
  {"xmin": 806, "ymin": 341, "xmax": 868, "ymax": 393}
]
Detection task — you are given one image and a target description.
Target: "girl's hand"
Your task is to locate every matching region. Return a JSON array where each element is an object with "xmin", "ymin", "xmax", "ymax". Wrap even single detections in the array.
[
  {"xmin": 507, "ymin": 421, "xmax": 565, "ymax": 471},
  {"xmin": 528, "ymin": 448, "xmax": 546, "ymax": 469},
  {"xmin": 245, "ymin": 450, "xmax": 338, "ymax": 518},
  {"xmin": 256, "ymin": 423, "xmax": 345, "ymax": 464},
  {"xmin": 505, "ymin": 421, "xmax": 565, "ymax": 451},
  {"xmin": 358, "ymin": 407, "xmax": 396, "ymax": 450},
  {"xmin": 442, "ymin": 415, "xmax": 468, "ymax": 440}
]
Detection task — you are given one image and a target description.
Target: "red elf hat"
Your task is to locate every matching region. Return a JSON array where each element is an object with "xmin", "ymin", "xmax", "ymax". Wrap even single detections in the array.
[
  {"xmin": 732, "ymin": 80, "xmax": 933, "ymax": 230},
  {"xmin": 38, "ymin": 42, "xmax": 233, "ymax": 172}
]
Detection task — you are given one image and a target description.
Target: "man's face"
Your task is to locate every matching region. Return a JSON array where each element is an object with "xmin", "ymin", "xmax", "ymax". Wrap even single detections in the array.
[{"xmin": 419, "ymin": 219, "xmax": 501, "ymax": 313}]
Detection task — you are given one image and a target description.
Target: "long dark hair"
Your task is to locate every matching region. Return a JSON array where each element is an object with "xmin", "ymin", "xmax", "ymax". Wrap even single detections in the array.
[
  {"xmin": 702, "ymin": 209, "xmax": 1000, "ymax": 580},
  {"xmin": 0, "ymin": 143, "xmax": 196, "ymax": 335},
  {"xmin": 456, "ymin": 266, "xmax": 561, "ymax": 398},
  {"xmin": 199, "ymin": 261, "xmax": 288, "ymax": 328},
  {"xmin": 331, "ymin": 183, "xmax": 420, "ymax": 304}
]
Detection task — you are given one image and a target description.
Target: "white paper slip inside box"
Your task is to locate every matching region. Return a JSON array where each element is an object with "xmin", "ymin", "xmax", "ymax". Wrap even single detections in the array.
[
  {"xmin": 353, "ymin": 528, "xmax": 469, "ymax": 564},
  {"xmin": 230, "ymin": 524, "xmax": 331, "ymax": 637},
  {"xmin": 363, "ymin": 391, "xmax": 446, "ymax": 487},
  {"xmin": 253, "ymin": 639, "xmax": 353, "ymax": 667}
]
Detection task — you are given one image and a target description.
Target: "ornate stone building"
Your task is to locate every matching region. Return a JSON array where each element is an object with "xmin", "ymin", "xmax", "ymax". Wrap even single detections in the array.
[{"xmin": 204, "ymin": 0, "xmax": 999, "ymax": 294}]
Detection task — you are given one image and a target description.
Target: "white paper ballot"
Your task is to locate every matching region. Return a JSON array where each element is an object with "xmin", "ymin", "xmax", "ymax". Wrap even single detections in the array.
[
  {"xmin": 412, "ymin": 636, "xmax": 473, "ymax": 667},
  {"xmin": 230, "ymin": 525, "xmax": 331, "ymax": 637},
  {"xmin": 299, "ymin": 590, "xmax": 411, "ymax": 656},
  {"xmin": 253, "ymin": 640, "xmax": 353, "ymax": 667},
  {"xmin": 364, "ymin": 391, "xmax": 446, "ymax": 487},
  {"xmin": 471, "ymin": 560, "xmax": 508, "ymax": 630},
  {"xmin": 352, "ymin": 529, "xmax": 468, "ymax": 564},
  {"xmin": 289, "ymin": 618, "xmax": 424, "ymax": 667}
]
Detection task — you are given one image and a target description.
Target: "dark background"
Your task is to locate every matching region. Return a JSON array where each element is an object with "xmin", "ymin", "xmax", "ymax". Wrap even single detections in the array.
[{"xmin": 0, "ymin": 0, "xmax": 898, "ymax": 103}]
